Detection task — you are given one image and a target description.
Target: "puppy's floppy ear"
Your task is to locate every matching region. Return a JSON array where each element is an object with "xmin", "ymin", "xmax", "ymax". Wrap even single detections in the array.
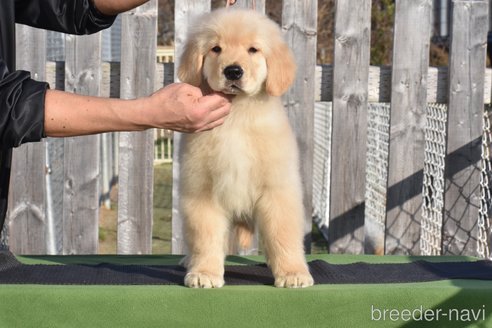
[
  {"xmin": 177, "ymin": 38, "xmax": 203, "ymax": 86},
  {"xmin": 265, "ymin": 40, "xmax": 296, "ymax": 97}
]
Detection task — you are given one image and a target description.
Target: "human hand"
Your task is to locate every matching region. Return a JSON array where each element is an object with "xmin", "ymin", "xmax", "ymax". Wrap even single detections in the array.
[{"xmin": 144, "ymin": 83, "xmax": 232, "ymax": 133}]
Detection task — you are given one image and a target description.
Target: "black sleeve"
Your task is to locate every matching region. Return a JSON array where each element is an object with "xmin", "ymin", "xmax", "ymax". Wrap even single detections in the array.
[
  {"xmin": 0, "ymin": 60, "xmax": 48, "ymax": 148},
  {"xmin": 14, "ymin": 0, "xmax": 117, "ymax": 35}
]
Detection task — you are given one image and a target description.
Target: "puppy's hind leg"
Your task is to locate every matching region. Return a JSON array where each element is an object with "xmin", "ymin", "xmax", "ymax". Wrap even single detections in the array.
[
  {"xmin": 183, "ymin": 199, "xmax": 228, "ymax": 288},
  {"xmin": 255, "ymin": 189, "xmax": 314, "ymax": 288}
]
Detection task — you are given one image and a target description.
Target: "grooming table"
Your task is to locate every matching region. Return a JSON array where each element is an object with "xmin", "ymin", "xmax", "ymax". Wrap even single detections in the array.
[{"xmin": 0, "ymin": 254, "xmax": 491, "ymax": 328}]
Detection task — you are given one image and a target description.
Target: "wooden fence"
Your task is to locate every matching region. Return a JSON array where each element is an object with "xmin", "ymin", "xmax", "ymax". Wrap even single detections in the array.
[{"xmin": 4, "ymin": 0, "xmax": 492, "ymax": 258}]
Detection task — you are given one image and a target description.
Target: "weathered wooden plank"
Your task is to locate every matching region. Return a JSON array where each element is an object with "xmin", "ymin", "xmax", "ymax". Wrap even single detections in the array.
[
  {"xmin": 117, "ymin": 1, "xmax": 158, "ymax": 255},
  {"xmin": 282, "ymin": 0, "xmax": 317, "ymax": 253},
  {"xmin": 329, "ymin": 0, "xmax": 371, "ymax": 254},
  {"xmin": 384, "ymin": 0, "xmax": 432, "ymax": 255},
  {"xmin": 63, "ymin": 33, "xmax": 101, "ymax": 254},
  {"xmin": 8, "ymin": 26, "xmax": 48, "ymax": 255},
  {"xmin": 228, "ymin": 0, "xmax": 265, "ymax": 11},
  {"xmin": 171, "ymin": 1, "xmax": 212, "ymax": 255},
  {"xmin": 443, "ymin": 0, "xmax": 488, "ymax": 256}
]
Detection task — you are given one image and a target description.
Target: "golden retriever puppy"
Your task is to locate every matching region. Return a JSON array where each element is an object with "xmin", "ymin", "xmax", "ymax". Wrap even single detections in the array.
[{"xmin": 178, "ymin": 8, "xmax": 313, "ymax": 288}]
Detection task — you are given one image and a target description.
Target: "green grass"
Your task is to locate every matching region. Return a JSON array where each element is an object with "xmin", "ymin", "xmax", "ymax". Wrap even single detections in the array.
[
  {"xmin": 152, "ymin": 163, "xmax": 173, "ymax": 254},
  {"xmin": 99, "ymin": 162, "xmax": 329, "ymax": 254}
]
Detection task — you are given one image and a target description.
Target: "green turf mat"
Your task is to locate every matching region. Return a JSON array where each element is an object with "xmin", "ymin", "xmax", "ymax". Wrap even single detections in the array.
[{"xmin": 0, "ymin": 254, "xmax": 490, "ymax": 328}]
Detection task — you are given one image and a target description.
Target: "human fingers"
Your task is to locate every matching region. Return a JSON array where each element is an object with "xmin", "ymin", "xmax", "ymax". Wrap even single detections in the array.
[
  {"xmin": 187, "ymin": 102, "xmax": 230, "ymax": 133},
  {"xmin": 197, "ymin": 92, "xmax": 232, "ymax": 109},
  {"xmin": 195, "ymin": 115, "xmax": 228, "ymax": 132},
  {"xmin": 176, "ymin": 83, "xmax": 204, "ymax": 98}
]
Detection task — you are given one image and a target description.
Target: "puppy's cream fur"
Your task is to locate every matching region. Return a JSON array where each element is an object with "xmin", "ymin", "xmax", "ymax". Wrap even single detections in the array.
[{"xmin": 178, "ymin": 8, "xmax": 313, "ymax": 288}]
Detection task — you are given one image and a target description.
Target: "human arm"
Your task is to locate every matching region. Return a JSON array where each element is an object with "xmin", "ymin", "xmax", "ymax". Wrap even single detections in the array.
[
  {"xmin": 1, "ymin": 57, "xmax": 230, "ymax": 147},
  {"xmin": 44, "ymin": 83, "xmax": 232, "ymax": 137},
  {"xmin": 91, "ymin": 0, "xmax": 150, "ymax": 16},
  {"xmin": 14, "ymin": 0, "xmax": 155, "ymax": 32},
  {"xmin": 0, "ymin": 60, "xmax": 48, "ymax": 148},
  {"xmin": 14, "ymin": 0, "xmax": 117, "ymax": 34}
]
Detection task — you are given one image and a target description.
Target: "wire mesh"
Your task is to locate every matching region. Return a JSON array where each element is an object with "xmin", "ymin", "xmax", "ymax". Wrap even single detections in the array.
[
  {"xmin": 364, "ymin": 103, "xmax": 391, "ymax": 230},
  {"xmin": 312, "ymin": 102, "xmax": 332, "ymax": 229},
  {"xmin": 421, "ymin": 103, "xmax": 448, "ymax": 256},
  {"xmin": 478, "ymin": 105, "xmax": 492, "ymax": 259},
  {"xmin": 312, "ymin": 101, "xmax": 492, "ymax": 258}
]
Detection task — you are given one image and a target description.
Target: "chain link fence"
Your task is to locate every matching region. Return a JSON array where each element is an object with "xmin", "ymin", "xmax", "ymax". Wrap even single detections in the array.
[{"xmin": 313, "ymin": 102, "xmax": 492, "ymax": 258}]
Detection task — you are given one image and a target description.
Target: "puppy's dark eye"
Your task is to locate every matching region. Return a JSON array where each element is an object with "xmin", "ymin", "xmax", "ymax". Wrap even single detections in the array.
[
  {"xmin": 248, "ymin": 47, "xmax": 258, "ymax": 54},
  {"xmin": 211, "ymin": 46, "xmax": 222, "ymax": 53}
]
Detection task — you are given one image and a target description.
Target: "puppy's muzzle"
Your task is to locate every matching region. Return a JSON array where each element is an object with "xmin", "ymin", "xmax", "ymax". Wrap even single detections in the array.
[{"xmin": 223, "ymin": 65, "xmax": 243, "ymax": 81}]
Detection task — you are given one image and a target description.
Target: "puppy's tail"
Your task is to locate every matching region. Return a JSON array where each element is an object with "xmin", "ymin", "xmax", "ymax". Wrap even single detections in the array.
[{"xmin": 231, "ymin": 222, "xmax": 255, "ymax": 254}]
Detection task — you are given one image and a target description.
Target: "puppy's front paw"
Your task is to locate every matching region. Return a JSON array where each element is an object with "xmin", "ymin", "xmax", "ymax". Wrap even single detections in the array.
[
  {"xmin": 184, "ymin": 272, "xmax": 225, "ymax": 288},
  {"xmin": 274, "ymin": 272, "xmax": 314, "ymax": 288}
]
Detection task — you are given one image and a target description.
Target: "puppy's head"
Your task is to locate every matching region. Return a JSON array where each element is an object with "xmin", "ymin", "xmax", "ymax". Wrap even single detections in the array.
[{"xmin": 178, "ymin": 8, "xmax": 296, "ymax": 97}]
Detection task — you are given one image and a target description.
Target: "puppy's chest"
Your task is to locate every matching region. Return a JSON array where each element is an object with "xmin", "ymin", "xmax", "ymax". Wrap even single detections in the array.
[
  {"xmin": 210, "ymin": 126, "xmax": 259, "ymax": 186},
  {"xmin": 206, "ymin": 119, "xmax": 264, "ymax": 211}
]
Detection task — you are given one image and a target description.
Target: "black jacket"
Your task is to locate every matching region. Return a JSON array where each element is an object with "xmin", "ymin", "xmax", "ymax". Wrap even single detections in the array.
[{"xmin": 0, "ymin": 0, "xmax": 116, "ymax": 232}]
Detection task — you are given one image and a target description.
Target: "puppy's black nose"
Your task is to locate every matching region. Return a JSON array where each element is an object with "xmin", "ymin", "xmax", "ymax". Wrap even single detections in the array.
[{"xmin": 223, "ymin": 65, "xmax": 243, "ymax": 81}]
